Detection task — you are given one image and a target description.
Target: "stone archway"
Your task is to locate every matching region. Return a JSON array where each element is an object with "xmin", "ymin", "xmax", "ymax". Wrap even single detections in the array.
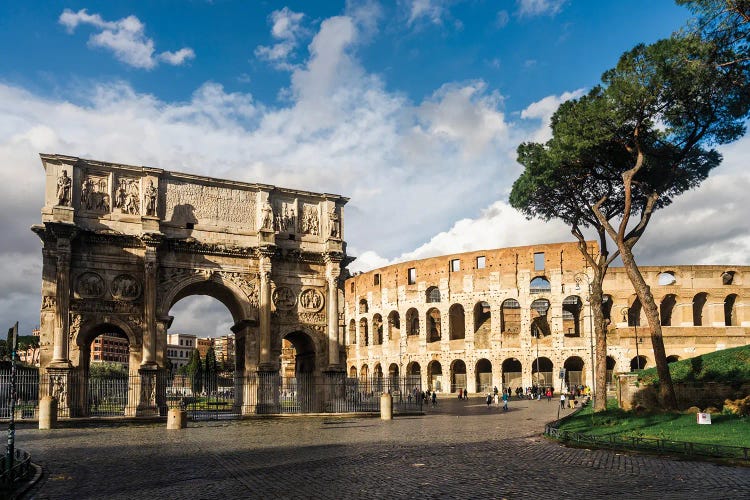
[{"xmin": 34, "ymin": 154, "xmax": 350, "ymax": 417}]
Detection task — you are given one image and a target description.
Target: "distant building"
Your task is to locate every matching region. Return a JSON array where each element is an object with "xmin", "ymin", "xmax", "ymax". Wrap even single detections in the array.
[
  {"xmin": 18, "ymin": 328, "xmax": 41, "ymax": 366},
  {"xmin": 167, "ymin": 333, "xmax": 197, "ymax": 371},
  {"xmin": 91, "ymin": 334, "xmax": 129, "ymax": 366},
  {"xmin": 197, "ymin": 337, "xmax": 213, "ymax": 359},
  {"xmin": 214, "ymin": 334, "xmax": 235, "ymax": 367}
]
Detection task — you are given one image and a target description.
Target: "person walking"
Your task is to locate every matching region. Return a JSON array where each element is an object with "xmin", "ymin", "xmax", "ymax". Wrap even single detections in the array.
[
  {"xmin": 486, "ymin": 393, "xmax": 492, "ymax": 408},
  {"xmin": 502, "ymin": 391, "xmax": 509, "ymax": 411},
  {"xmin": 546, "ymin": 388, "xmax": 552, "ymax": 402},
  {"xmin": 431, "ymin": 390, "xmax": 437, "ymax": 407},
  {"xmin": 560, "ymin": 392, "xmax": 566, "ymax": 410},
  {"xmin": 458, "ymin": 389, "xmax": 462, "ymax": 399}
]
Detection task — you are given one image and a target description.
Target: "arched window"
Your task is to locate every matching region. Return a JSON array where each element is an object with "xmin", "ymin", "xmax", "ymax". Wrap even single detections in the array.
[
  {"xmin": 388, "ymin": 311, "xmax": 401, "ymax": 341},
  {"xmin": 500, "ymin": 298, "xmax": 520, "ymax": 333},
  {"xmin": 693, "ymin": 293, "xmax": 708, "ymax": 326},
  {"xmin": 628, "ymin": 298, "xmax": 642, "ymax": 327},
  {"xmin": 449, "ymin": 304, "xmax": 465, "ymax": 340},
  {"xmin": 530, "ymin": 299, "xmax": 551, "ymax": 337},
  {"xmin": 406, "ymin": 308, "xmax": 419, "ymax": 336},
  {"xmin": 426, "ymin": 286, "xmax": 441, "ymax": 303},
  {"xmin": 562, "ymin": 295, "xmax": 582, "ymax": 337},
  {"xmin": 372, "ymin": 314, "xmax": 383, "ymax": 345},
  {"xmin": 359, "ymin": 298, "xmax": 368, "ymax": 313},
  {"xmin": 530, "ymin": 276, "xmax": 551, "ymax": 294},
  {"xmin": 426, "ymin": 308, "xmax": 441, "ymax": 343},
  {"xmin": 660, "ymin": 294, "xmax": 677, "ymax": 326},
  {"xmin": 725, "ymin": 294, "xmax": 739, "ymax": 326},
  {"xmin": 658, "ymin": 271, "xmax": 676, "ymax": 286}
]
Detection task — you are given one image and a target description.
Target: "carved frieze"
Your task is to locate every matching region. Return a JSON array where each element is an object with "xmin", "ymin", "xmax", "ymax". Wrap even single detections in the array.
[
  {"xmin": 300, "ymin": 204, "xmax": 319, "ymax": 235},
  {"xmin": 76, "ymin": 272, "xmax": 105, "ymax": 298},
  {"xmin": 298, "ymin": 311, "xmax": 326, "ymax": 324},
  {"xmin": 221, "ymin": 272, "xmax": 259, "ymax": 308},
  {"xmin": 273, "ymin": 286, "xmax": 297, "ymax": 310},
  {"xmin": 110, "ymin": 274, "xmax": 142, "ymax": 301},
  {"xmin": 41, "ymin": 296, "xmax": 56, "ymax": 310},
  {"xmin": 70, "ymin": 298, "xmax": 140, "ymax": 314},
  {"xmin": 114, "ymin": 177, "xmax": 140, "ymax": 215},
  {"xmin": 299, "ymin": 288, "xmax": 324, "ymax": 312},
  {"xmin": 69, "ymin": 313, "xmax": 81, "ymax": 340},
  {"xmin": 163, "ymin": 180, "xmax": 256, "ymax": 229},
  {"xmin": 80, "ymin": 174, "xmax": 110, "ymax": 213}
]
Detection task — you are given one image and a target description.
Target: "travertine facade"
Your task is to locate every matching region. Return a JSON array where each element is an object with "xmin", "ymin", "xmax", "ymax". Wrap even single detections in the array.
[
  {"xmin": 33, "ymin": 154, "xmax": 349, "ymax": 415},
  {"xmin": 343, "ymin": 243, "xmax": 749, "ymax": 394}
]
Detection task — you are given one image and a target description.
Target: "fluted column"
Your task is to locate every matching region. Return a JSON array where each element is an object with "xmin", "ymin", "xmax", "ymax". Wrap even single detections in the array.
[
  {"xmin": 141, "ymin": 236, "xmax": 161, "ymax": 368},
  {"xmin": 326, "ymin": 257, "xmax": 342, "ymax": 368},
  {"xmin": 258, "ymin": 250, "xmax": 274, "ymax": 370},
  {"xmin": 51, "ymin": 234, "xmax": 73, "ymax": 367}
]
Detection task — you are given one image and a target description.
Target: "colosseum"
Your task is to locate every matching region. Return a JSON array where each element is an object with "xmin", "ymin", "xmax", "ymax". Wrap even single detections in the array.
[{"xmin": 343, "ymin": 241, "xmax": 749, "ymax": 395}]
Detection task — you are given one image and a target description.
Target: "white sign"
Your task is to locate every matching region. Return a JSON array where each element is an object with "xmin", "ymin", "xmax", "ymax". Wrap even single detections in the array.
[{"xmin": 697, "ymin": 412, "xmax": 712, "ymax": 425}]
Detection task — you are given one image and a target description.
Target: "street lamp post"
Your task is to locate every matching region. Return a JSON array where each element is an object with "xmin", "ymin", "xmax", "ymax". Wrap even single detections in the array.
[
  {"xmin": 622, "ymin": 307, "xmax": 641, "ymax": 370},
  {"xmin": 574, "ymin": 272, "xmax": 596, "ymax": 409}
]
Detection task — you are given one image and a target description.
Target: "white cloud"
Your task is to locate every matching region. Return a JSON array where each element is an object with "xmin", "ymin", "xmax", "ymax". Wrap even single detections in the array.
[
  {"xmin": 520, "ymin": 89, "xmax": 585, "ymax": 143},
  {"xmin": 58, "ymin": 9, "xmax": 194, "ymax": 69},
  {"xmin": 255, "ymin": 7, "xmax": 306, "ymax": 70},
  {"xmin": 406, "ymin": 0, "xmax": 446, "ymax": 26},
  {"xmin": 516, "ymin": 0, "xmax": 567, "ymax": 17}
]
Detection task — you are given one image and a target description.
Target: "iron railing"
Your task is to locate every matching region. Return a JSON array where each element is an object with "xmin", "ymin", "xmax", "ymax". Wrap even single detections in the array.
[
  {"xmin": 1, "ymin": 369, "xmax": 422, "ymax": 421},
  {"xmin": 0, "ymin": 448, "xmax": 32, "ymax": 492}
]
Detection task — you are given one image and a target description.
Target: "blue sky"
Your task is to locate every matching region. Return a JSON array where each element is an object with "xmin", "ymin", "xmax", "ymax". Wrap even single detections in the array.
[{"xmin": 2, "ymin": 1, "xmax": 748, "ymax": 336}]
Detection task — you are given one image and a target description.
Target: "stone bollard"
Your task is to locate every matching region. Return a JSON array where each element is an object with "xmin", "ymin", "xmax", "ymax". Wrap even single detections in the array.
[
  {"xmin": 167, "ymin": 408, "xmax": 187, "ymax": 429},
  {"xmin": 39, "ymin": 396, "xmax": 58, "ymax": 430},
  {"xmin": 380, "ymin": 393, "xmax": 393, "ymax": 420}
]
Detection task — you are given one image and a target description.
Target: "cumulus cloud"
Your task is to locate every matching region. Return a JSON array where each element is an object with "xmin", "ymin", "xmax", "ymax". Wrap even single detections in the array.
[
  {"xmin": 519, "ymin": 88, "xmax": 585, "ymax": 143},
  {"xmin": 59, "ymin": 8, "xmax": 195, "ymax": 69},
  {"xmin": 4, "ymin": 6, "xmax": 749, "ymax": 337},
  {"xmin": 516, "ymin": 0, "xmax": 567, "ymax": 17},
  {"xmin": 255, "ymin": 7, "xmax": 307, "ymax": 70}
]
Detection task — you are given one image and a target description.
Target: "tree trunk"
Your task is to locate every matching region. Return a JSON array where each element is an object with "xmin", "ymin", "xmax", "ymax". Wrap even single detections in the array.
[
  {"xmin": 618, "ymin": 243, "xmax": 677, "ymax": 410},
  {"xmin": 589, "ymin": 279, "xmax": 608, "ymax": 412}
]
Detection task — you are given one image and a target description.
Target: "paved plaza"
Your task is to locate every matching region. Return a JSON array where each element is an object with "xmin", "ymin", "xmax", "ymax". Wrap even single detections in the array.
[{"xmin": 18, "ymin": 397, "xmax": 750, "ymax": 499}]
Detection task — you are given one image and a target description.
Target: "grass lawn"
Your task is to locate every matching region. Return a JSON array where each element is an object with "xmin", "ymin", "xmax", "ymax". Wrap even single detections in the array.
[{"xmin": 557, "ymin": 399, "xmax": 750, "ymax": 448}]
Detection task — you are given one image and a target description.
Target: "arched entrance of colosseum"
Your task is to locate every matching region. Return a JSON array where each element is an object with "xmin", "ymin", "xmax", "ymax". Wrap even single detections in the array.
[
  {"xmin": 563, "ymin": 356, "xmax": 585, "ymax": 387},
  {"xmin": 35, "ymin": 154, "xmax": 349, "ymax": 417},
  {"xmin": 349, "ymin": 366, "xmax": 357, "ymax": 378},
  {"xmin": 606, "ymin": 356, "xmax": 616, "ymax": 386},
  {"xmin": 475, "ymin": 359, "xmax": 492, "ymax": 393},
  {"xmin": 501, "ymin": 358, "xmax": 522, "ymax": 389},
  {"xmin": 428, "ymin": 360, "xmax": 443, "ymax": 392},
  {"xmin": 532, "ymin": 357, "xmax": 553, "ymax": 387},
  {"xmin": 406, "ymin": 361, "xmax": 421, "ymax": 389},
  {"xmin": 450, "ymin": 359, "xmax": 467, "ymax": 393},
  {"xmin": 388, "ymin": 363, "xmax": 399, "ymax": 385},
  {"xmin": 630, "ymin": 355, "xmax": 648, "ymax": 371},
  {"xmin": 666, "ymin": 355, "xmax": 680, "ymax": 364},
  {"xmin": 473, "ymin": 301, "xmax": 491, "ymax": 349}
]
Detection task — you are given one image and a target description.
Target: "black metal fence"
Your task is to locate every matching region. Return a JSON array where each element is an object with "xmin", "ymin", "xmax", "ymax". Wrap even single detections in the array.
[
  {"xmin": 1, "ymin": 369, "xmax": 422, "ymax": 421},
  {"xmin": 0, "ymin": 448, "xmax": 33, "ymax": 491}
]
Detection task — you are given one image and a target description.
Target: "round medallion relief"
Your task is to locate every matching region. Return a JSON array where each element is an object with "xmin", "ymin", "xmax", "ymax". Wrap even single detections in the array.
[
  {"xmin": 110, "ymin": 274, "xmax": 142, "ymax": 301},
  {"xmin": 272, "ymin": 286, "xmax": 297, "ymax": 310},
  {"xmin": 76, "ymin": 272, "xmax": 105, "ymax": 298},
  {"xmin": 299, "ymin": 288, "xmax": 324, "ymax": 312}
]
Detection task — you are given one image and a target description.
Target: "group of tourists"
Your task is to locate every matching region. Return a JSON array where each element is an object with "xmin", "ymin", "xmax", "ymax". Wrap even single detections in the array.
[{"xmin": 456, "ymin": 388, "xmax": 469, "ymax": 400}]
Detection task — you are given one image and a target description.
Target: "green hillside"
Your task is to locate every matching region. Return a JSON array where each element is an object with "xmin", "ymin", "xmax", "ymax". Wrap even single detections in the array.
[{"xmin": 638, "ymin": 344, "xmax": 750, "ymax": 385}]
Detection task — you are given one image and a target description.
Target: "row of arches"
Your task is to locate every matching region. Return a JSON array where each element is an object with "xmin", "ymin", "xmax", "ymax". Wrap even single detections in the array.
[
  {"xmin": 349, "ymin": 354, "xmax": 683, "ymax": 393},
  {"xmin": 631, "ymin": 293, "xmax": 741, "ymax": 327},
  {"xmin": 348, "ymin": 295, "xmax": 599, "ymax": 346}
]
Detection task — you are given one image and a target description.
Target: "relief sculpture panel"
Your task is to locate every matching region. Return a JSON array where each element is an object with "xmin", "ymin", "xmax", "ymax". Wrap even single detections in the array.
[
  {"xmin": 80, "ymin": 174, "xmax": 110, "ymax": 213},
  {"xmin": 163, "ymin": 180, "xmax": 256, "ymax": 229},
  {"xmin": 114, "ymin": 177, "xmax": 140, "ymax": 214}
]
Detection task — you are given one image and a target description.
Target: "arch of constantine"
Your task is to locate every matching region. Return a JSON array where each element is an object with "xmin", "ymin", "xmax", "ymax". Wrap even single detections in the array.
[
  {"xmin": 33, "ymin": 154, "xmax": 350, "ymax": 415},
  {"xmin": 344, "ymin": 243, "xmax": 750, "ymax": 394}
]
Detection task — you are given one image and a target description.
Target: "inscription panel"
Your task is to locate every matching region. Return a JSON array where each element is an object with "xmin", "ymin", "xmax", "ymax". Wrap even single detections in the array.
[{"xmin": 163, "ymin": 180, "xmax": 257, "ymax": 229}]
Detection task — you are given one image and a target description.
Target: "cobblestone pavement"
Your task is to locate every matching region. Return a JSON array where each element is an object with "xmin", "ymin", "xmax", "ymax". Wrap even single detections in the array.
[{"xmin": 18, "ymin": 396, "xmax": 750, "ymax": 499}]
